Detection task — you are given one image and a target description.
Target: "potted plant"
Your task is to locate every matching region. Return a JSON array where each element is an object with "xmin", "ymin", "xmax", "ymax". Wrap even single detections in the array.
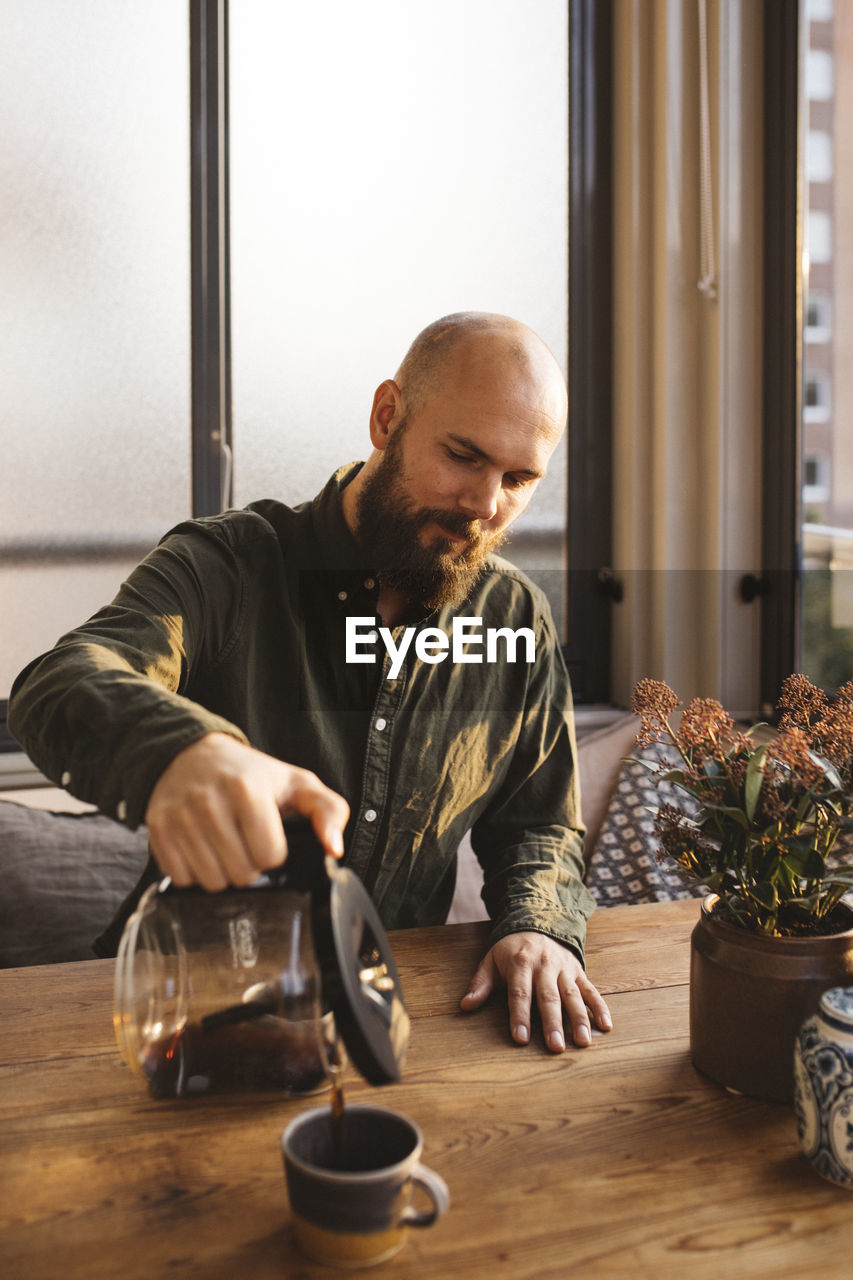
[{"xmin": 630, "ymin": 674, "xmax": 853, "ymax": 1102}]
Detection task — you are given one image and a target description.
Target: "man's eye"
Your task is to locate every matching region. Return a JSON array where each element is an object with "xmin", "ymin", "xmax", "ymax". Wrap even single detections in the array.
[
  {"xmin": 447, "ymin": 448, "xmax": 476, "ymax": 464},
  {"xmin": 503, "ymin": 474, "xmax": 526, "ymax": 490}
]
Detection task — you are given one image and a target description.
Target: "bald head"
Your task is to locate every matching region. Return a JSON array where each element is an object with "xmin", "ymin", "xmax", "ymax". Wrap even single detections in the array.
[
  {"xmin": 342, "ymin": 312, "xmax": 566, "ymax": 616},
  {"xmin": 395, "ymin": 311, "xmax": 567, "ymax": 433}
]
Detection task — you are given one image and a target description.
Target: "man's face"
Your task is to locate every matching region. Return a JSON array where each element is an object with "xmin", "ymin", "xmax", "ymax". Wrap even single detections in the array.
[{"xmin": 355, "ymin": 361, "xmax": 563, "ymax": 610}]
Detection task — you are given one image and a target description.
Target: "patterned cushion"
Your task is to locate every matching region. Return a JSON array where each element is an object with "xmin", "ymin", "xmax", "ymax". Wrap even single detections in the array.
[{"xmin": 584, "ymin": 745, "xmax": 706, "ymax": 907}]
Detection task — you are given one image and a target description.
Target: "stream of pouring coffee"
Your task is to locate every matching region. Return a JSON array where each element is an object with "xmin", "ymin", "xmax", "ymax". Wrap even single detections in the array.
[{"xmin": 328, "ymin": 1035, "xmax": 346, "ymax": 1168}]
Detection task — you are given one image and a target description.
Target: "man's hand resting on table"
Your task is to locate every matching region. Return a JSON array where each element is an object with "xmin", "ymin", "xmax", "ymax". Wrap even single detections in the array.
[
  {"xmin": 145, "ymin": 732, "xmax": 350, "ymax": 891},
  {"xmin": 460, "ymin": 931, "xmax": 612, "ymax": 1052}
]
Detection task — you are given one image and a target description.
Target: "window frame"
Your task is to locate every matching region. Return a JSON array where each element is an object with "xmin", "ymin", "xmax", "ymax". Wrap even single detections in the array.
[
  {"xmin": 3, "ymin": 0, "xmax": 811, "ymax": 734},
  {"xmin": 564, "ymin": 0, "xmax": 615, "ymax": 705},
  {"xmin": 190, "ymin": 0, "xmax": 233, "ymax": 518},
  {"xmin": 565, "ymin": 0, "xmax": 810, "ymax": 711},
  {"xmin": 759, "ymin": 0, "xmax": 801, "ymax": 713}
]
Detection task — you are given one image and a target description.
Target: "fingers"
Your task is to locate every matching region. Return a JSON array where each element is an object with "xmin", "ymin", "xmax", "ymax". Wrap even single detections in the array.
[
  {"xmin": 536, "ymin": 970, "xmax": 568, "ymax": 1052},
  {"xmin": 460, "ymin": 933, "xmax": 614, "ymax": 1054},
  {"xmin": 507, "ymin": 957, "xmax": 536, "ymax": 1046},
  {"xmin": 149, "ymin": 783, "xmax": 274, "ymax": 891},
  {"xmin": 556, "ymin": 973, "xmax": 591, "ymax": 1049},
  {"xmin": 145, "ymin": 732, "xmax": 350, "ymax": 891},
  {"xmin": 150, "ymin": 831, "xmax": 194, "ymax": 888},
  {"xmin": 459, "ymin": 955, "xmax": 496, "ymax": 1012},
  {"xmin": 581, "ymin": 978, "xmax": 613, "ymax": 1037},
  {"xmin": 279, "ymin": 771, "xmax": 350, "ymax": 860},
  {"xmin": 235, "ymin": 787, "xmax": 290, "ymax": 874},
  {"xmin": 552, "ymin": 971, "xmax": 613, "ymax": 1050}
]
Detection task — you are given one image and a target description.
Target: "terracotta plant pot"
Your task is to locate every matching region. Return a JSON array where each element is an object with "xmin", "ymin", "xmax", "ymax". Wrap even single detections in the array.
[{"xmin": 689, "ymin": 894, "xmax": 853, "ymax": 1103}]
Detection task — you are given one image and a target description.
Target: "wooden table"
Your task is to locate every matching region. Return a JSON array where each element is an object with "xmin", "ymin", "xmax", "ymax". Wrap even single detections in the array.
[{"xmin": 2, "ymin": 900, "xmax": 852, "ymax": 1279}]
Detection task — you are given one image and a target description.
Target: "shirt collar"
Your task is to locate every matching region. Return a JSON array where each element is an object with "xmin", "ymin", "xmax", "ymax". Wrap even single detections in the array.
[
  {"xmin": 309, "ymin": 462, "xmax": 367, "ymax": 573},
  {"xmin": 308, "ymin": 463, "xmax": 384, "ymax": 614}
]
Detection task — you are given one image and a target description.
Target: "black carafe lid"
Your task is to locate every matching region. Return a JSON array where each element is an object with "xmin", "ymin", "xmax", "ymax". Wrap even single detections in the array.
[{"xmin": 274, "ymin": 818, "xmax": 410, "ymax": 1084}]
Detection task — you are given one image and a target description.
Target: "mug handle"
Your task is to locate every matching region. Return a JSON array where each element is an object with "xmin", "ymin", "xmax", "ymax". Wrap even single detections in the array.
[{"xmin": 401, "ymin": 1162, "xmax": 450, "ymax": 1227}]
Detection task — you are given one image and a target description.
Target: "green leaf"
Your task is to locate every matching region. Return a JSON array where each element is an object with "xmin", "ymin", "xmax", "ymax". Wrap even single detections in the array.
[
  {"xmin": 700, "ymin": 802, "xmax": 750, "ymax": 830},
  {"xmin": 780, "ymin": 846, "xmax": 826, "ymax": 878},
  {"xmin": 748, "ymin": 881, "xmax": 778, "ymax": 910},
  {"xmin": 625, "ymin": 755, "xmax": 658, "ymax": 772},
  {"xmin": 784, "ymin": 834, "xmax": 817, "ymax": 855},
  {"xmin": 652, "ymin": 768, "xmax": 688, "ymax": 786},
  {"xmin": 811, "ymin": 751, "xmax": 843, "ymax": 791},
  {"xmin": 823, "ymin": 868, "xmax": 853, "ymax": 888},
  {"xmin": 745, "ymin": 745, "xmax": 769, "ymax": 822},
  {"xmin": 795, "ymin": 792, "xmax": 817, "ymax": 824}
]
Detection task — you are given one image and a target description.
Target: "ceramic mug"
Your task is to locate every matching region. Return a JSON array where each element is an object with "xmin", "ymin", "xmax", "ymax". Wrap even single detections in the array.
[
  {"xmin": 281, "ymin": 1102, "xmax": 449, "ymax": 1267},
  {"xmin": 793, "ymin": 985, "xmax": 853, "ymax": 1189}
]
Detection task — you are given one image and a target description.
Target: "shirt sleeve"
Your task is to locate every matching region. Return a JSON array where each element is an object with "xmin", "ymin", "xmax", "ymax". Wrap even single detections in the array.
[
  {"xmin": 469, "ymin": 609, "xmax": 596, "ymax": 965},
  {"xmin": 7, "ymin": 520, "xmax": 250, "ymax": 828}
]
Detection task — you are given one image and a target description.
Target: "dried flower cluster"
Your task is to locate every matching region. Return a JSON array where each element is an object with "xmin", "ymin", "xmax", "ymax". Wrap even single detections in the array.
[{"xmin": 631, "ymin": 675, "xmax": 853, "ymax": 936}]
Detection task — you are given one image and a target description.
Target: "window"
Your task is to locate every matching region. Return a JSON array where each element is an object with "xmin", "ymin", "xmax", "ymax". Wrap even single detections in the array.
[
  {"xmin": 806, "ymin": 48, "xmax": 834, "ymax": 100},
  {"xmin": 804, "ymin": 373, "xmax": 832, "ymax": 420},
  {"xmin": 800, "ymin": 0, "xmax": 853, "ymax": 689},
  {"xmin": 2, "ymin": 0, "xmax": 574, "ymax": 736},
  {"xmin": 229, "ymin": 0, "xmax": 570, "ymax": 630},
  {"xmin": 806, "ymin": 130, "xmax": 833, "ymax": 182},
  {"xmin": 803, "ymin": 452, "xmax": 831, "ymax": 504},
  {"xmin": 805, "ymin": 290, "xmax": 832, "ymax": 340},
  {"xmin": 808, "ymin": 210, "xmax": 833, "ymax": 264},
  {"xmin": 0, "ymin": 0, "xmax": 190, "ymax": 706}
]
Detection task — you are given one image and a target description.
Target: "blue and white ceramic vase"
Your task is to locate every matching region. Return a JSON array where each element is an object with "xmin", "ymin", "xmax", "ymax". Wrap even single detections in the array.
[{"xmin": 793, "ymin": 986, "xmax": 853, "ymax": 1188}]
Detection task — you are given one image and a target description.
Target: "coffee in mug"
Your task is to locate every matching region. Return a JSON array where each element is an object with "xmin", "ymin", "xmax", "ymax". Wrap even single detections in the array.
[{"xmin": 281, "ymin": 1103, "xmax": 449, "ymax": 1267}]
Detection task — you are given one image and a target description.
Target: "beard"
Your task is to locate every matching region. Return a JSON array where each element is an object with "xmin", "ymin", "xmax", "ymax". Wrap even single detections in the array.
[{"xmin": 354, "ymin": 424, "xmax": 507, "ymax": 611}]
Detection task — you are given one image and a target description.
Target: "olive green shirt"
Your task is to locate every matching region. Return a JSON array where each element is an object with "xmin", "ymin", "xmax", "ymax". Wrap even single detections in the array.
[{"xmin": 9, "ymin": 465, "xmax": 595, "ymax": 959}]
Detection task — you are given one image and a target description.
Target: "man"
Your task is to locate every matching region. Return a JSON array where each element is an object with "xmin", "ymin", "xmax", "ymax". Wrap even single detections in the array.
[{"xmin": 9, "ymin": 312, "xmax": 612, "ymax": 1053}]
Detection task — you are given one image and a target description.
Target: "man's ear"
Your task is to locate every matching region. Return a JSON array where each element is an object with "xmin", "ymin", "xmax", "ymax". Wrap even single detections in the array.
[{"xmin": 368, "ymin": 380, "xmax": 403, "ymax": 450}]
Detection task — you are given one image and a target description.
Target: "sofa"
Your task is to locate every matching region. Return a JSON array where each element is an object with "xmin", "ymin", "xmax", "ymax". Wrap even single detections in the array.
[{"xmin": 0, "ymin": 713, "xmax": 703, "ymax": 968}]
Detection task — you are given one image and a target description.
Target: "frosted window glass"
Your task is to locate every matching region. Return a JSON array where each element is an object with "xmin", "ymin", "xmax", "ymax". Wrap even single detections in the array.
[
  {"xmin": 0, "ymin": 558, "xmax": 140, "ymax": 703},
  {"xmin": 0, "ymin": 0, "xmax": 190, "ymax": 698},
  {"xmin": 230, "ymin": 0, "xmax": 568, "ymax": 615},
  {"xmin": 0, "ymin": 0, "xmax": 190, "ymax": 550}
]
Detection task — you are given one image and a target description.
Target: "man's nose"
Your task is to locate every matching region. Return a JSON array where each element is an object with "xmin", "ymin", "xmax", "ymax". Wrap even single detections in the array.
[{"xmin": 458, "ymin": 471, "xmax": 501, "ymax": 522}]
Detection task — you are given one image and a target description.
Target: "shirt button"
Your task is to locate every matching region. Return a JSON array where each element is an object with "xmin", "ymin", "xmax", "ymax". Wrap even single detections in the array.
[
  {"xmin": 117, "ymin": 800, "xmax": 128, "ymax": 822},
  {"xmin": 375, "ymin": 718, "xmax": 387, "ymax": 732},
  {"xmin": 364, "ymin": 578, "xmax": 376, "ymax": 590},
  {"xmin": 61, "ymin": 770, "xmax": 71, "ymax": 786},
  {"xmin": 364, "ymin": 808, "xmax": 378, "ymax": 823},
  {"xmin": 337, "ymin": 590, "xmax": 348, "ymax": 602}
]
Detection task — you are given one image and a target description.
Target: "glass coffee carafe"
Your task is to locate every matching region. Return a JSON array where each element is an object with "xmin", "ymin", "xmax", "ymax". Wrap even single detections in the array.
[{"xmin": 114, "ymin": 819, "xmax": 409, "ymax": 1098}]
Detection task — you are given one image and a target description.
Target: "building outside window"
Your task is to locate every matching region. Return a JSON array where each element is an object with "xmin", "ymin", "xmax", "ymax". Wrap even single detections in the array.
[
  {"xmin": 805, "ymin": 289, "xmax": 832, "ymax": 339},
  {"xmin": 802, "ymin": 0, "xmax": 853, "ymax": 689}
]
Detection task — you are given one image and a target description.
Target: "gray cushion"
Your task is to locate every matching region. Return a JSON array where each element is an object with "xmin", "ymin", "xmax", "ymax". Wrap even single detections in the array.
[{"xmin": 0, "ymin": 799, "xmax": 149, "ymax": 966}]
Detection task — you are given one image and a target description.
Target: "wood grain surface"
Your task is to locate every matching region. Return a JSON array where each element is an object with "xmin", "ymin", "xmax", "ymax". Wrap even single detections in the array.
[{"xmin": 2, "ymin": 900, "xmax": 852, "ymax": 1279}]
